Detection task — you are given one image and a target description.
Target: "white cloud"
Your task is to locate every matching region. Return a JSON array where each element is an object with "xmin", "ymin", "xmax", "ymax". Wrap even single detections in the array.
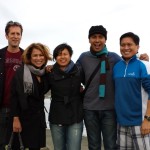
[{"xmin": 1, "ymin": 0, "xmax": 150, "ymax": 61}]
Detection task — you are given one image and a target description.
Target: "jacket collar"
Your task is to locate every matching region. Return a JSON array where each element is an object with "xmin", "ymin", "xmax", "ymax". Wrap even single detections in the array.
[{"xmin": 52, "ymin": 63, "xmax": 78, "ymax": 80}]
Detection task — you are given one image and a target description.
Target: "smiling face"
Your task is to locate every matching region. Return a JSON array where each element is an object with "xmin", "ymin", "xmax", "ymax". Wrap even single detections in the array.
[
  {"xmin": 30, "ymin": 48, "xmax": 46, "ymax": 68},
  {"xmin": 120, "ymin": 37, "xmax": 139, "ymax": 61},
  {"xmin": 6, "ymin": 26, "xmax": 22, "ymax": 51},
  {"xmin": 56, "ymin": 48, "xmax": 71, "ymax": 70},
  {"xmin": 89, "ymin": 34, "xmax": 106, "ymax": 52}
]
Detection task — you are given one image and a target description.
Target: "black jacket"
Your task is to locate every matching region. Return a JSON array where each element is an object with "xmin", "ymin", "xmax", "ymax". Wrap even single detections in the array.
[
  {"xmin": 6, "ymin": 65, "xmax": 47, "ymax": 148},
  {"xmin": 46, "ymin": 63, "xmax": 84, "ymax": 125},
  {"xmin": 0, "ymin": 46, "xmax": 24, "ymax": 107}
]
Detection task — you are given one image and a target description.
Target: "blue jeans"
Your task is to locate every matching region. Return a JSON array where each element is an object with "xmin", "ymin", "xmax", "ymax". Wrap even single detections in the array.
[
  {"xmin": 84, "ymin": 110, "xmax": 117, "ymax": 150},
  {"xmin": 50, "ymin": 121, "xmax": 83, "ymax": 150}
]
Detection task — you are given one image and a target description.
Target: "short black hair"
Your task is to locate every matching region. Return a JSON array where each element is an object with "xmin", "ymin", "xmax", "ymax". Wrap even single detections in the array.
[
  {"xmin": 120, "ymin": 32, "xmax": 140, "ymax": 45},
  {"xmin": 53, "ymin": 43, "xmax": 73, "ymax": 60},
  {"xmin": 5, "ymin": 20, "xmax": 23, "ymax": 35}
]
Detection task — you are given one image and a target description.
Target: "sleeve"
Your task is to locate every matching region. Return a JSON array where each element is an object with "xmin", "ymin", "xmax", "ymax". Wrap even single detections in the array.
[
  {"xmin": 43, "ymin": 72, "xmax": 51, "ymax": 93},
  {"xmin": 76, "ymin": 63, "xmax": 85, "ymax": 85},
  {"xmin": 10, "ymin": 72, "xmax": 21, "ymax": 117},
  {"xmin": 76, "ymin": 53, "xmax": 87, "ymax": 85},
  {"xmin": 76, "ymin": 53, "xmax": 85, "ymax": 65},
  {"xmin": 141, "ymin": 61, "xmax": 150, "ymax": 99},
  {"xmin": 113, "ymin": 52, "xmax": 122, "ymax": 64}
]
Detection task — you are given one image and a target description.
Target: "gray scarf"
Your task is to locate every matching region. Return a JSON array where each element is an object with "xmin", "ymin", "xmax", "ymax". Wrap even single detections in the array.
[{"xmin": 23, "ymin": 64, "xmax": 45, "ymax": 94}]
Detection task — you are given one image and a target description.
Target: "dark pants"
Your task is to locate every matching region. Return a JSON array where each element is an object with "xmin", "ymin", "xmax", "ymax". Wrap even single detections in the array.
[
  {"xmin": 84, "ymin": 109, "xmax": 117, "ymax": 150},
  {"xmin": 0, "ymin": 108, "xmax": 10, "ymax": 150}
]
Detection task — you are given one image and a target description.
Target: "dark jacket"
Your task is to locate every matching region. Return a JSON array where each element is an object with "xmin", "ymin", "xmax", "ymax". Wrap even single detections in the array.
[
  {"xmin": 76, "ymin": 51, "xmax": 122, "ymax": 110},
  {"xmin": 6, "ymin": 66, "xmax": 47, "ymax": 148},
  {"xmin": 0, "ymin": 46, "xmax": 24, "ymax": 107},
  {"xmin": 46, "ymin": 63, "xmax": 83, "ymax": 125}
]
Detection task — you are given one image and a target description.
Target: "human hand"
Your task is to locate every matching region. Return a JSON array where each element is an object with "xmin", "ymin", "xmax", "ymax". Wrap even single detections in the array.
[
  {"xmin": 13, "ymin": 117, "xmax": 22, "ymax": 132},
  {"xmin": 46, "ymin": 65, "xmax": 53, "ymax": 72},
  {"xmin": 80, "ymin": 85, "xmax": 84, "ymax": 93},
  {"xmin": 140, "ymin": 119, "xmax": 150, "ymax": 136},
  {"xmin": 139, "ymin": 53, "xmax": 149, "ymax": 61}
]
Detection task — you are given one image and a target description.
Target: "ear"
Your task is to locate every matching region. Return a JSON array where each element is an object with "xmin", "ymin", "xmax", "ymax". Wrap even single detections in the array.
[
  {"xmin": 137, "ymin": 45, "xmax": 140, "ymax": 52},
  {"xmin": 89, "ymin": 39, "xmax": 90, "ymax": 44},
  {"xmin": 5, "ymin": 34, "xmax": 8, "ymax": 40}
]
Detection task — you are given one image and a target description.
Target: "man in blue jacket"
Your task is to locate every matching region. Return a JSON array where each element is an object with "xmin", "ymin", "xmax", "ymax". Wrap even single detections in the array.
[
  {"xmin": 0, "ymin": 21, "xmax": 24, "ymax": 150},
  {"xmin": 113, "ymin": 32, "xmax": 150, "ymax": 150},
  {"xmin": 77, "ymin": 26, "xmax": 149, "ymax": 150}
]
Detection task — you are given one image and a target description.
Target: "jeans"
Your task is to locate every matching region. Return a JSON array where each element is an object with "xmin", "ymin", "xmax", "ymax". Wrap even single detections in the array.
[
  {"xmin": 84, "ymin": 109, "xmax": 117, "ymax": 150},
  {"xmin": 0, "ymin": 108, "xmax": 10, "ymax": 150},
  {"xmin": 50, "ymin": 121, "xmax": 83, "ymax": 150}
]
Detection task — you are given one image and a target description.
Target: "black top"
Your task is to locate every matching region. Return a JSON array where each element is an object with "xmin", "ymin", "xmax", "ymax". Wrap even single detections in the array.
[
  {"xmin": 45, "ymin": 63, "xmax": 84, "ymax": 125},
  {"xmin": 6, "ymin": 65, "xmax": 47, "ymax": 148}
]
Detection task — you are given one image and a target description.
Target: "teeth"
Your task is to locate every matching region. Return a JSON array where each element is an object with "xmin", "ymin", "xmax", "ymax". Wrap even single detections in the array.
[
  {"xmin": 124, "ymin": 52, "xmax": 130, "ymax": 54},
  {"xmin": 36, "ymin": 62, "xmax": 43, "ymax": 65},
  {"xmin": 95, "ymin": 45, "xmax": 99, "ymax": 47},
  {"xmin": 95, "ymin": 46, "xmax": 99, "ymax": 48},
  {"xmin": 60, "ymin": 60, "xmax": 66, "ymax": 63}
]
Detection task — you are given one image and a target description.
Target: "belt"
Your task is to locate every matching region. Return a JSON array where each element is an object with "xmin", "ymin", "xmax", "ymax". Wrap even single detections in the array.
[{"xmin": 0, "ymin": 107, "xmax": 10, "ymax": 113}]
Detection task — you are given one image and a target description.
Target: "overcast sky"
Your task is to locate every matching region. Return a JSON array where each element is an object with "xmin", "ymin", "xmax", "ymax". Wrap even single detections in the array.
[{"xmin": 0, "ymin": 0, "xmax": 150, "ymax": 63}]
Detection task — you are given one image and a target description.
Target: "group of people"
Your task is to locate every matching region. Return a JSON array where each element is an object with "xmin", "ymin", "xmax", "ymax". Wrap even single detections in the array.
[{"xmin": 0, "ymin": 20, "xmax": 150, "ymax": 150}]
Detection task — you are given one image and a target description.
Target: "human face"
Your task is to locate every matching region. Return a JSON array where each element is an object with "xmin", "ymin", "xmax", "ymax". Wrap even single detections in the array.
[
  {"xmin": 89, "ymin": 34, "xmax": 106, "ymax": 52},
  {"xmin": 30, "ymin": 48, "xmax": 46, "ymax": 68},
  {"xmin": 6, "ymin": 26, "xmax": 22, "ymax": 49},
  {"xmin": 56, "ymin": 48, "xmax": 71, "ymax": 70},
  {"xmin": 120, "ymin": 37, "xmax": 139, "ymax": 61}
]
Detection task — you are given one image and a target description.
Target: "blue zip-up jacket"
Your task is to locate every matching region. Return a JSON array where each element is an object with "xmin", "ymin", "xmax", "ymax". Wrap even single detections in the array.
[{"xmin": 113, "ymin": 55, "xmax": 150, "ymax": 126}]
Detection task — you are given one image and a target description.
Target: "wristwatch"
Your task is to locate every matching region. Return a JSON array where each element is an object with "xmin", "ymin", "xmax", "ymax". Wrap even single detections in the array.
[{"xmin": 144, "ymin": 115, "xmax": 150, "ymax": 121}]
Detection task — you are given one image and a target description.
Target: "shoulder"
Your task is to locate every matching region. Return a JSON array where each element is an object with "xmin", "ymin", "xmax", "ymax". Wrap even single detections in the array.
[
  {"xmin": 76, "ymin": 51, "xmax": 94, "ymax": 65},
  {"xmin": 113, "ymin": 60, "xmax": 123, "ymax": 70},
  {"xmin": 0, "ymin": 46, "xmax": 8, "ymax": 54},
  {"xmin": 108, "ymin": 51, "xmax": 121, "ymax": 59},
  {"xmin": 0, "ymin": 46, "xmax": 23, "ymax": 54},
  {"xmin": 108, "ymin": 52, "xmax": 122, "ymax": 64},
  {"xmin": 0, "ymin": 46, "xmax": 8, "ymax": 51},
  {"xmin": 78, "ymin": 51, "xmax": 90, "ymax": 59},
  {"xmin": 19, "ymin": 47, "xmax": 24, "ymax": 53},
  {"xmin": 139, "ymin": 60, "xmax": 150, "ymax": 74}
]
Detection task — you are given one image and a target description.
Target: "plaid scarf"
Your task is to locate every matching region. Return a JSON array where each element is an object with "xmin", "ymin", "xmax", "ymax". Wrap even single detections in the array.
[{"xmin": 90, "ymin": 45, "xmax": 109, "ymax": 98}]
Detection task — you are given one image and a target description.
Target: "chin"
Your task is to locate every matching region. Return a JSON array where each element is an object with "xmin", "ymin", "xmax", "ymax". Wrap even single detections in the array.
[
  {"xmin": 34, "ymin": 65, "xmax": 43, "ymax": 69},
  {"xmin": 94, "ymin": 49, "xmax": 102, "ymax": 52}
]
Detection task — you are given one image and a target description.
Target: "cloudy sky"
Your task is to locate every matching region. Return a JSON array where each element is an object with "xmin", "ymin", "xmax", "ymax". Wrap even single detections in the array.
[{"xmin": 0, "ymin": 0, "xmax": 150, "ymax": 62}]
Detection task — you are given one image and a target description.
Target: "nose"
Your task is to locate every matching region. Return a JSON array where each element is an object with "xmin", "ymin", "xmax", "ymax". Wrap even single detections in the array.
[
  {"xmin": 60, "ymin": 54, "xmax": 65, "ymax": 58},
  {"xmin": 96, "ymin": 37, "xmax": 99, "ymax": 42},
  {"xmin": 14, "ymin": 33, "xmax": 19, "ymax": 38},
  {"xmin": 38, "ymin": 55, "xmax": 43, "ymax": 59},
  {"xmin": 124, "ymin": 45, "xmax": 129, "ymax": 49}
]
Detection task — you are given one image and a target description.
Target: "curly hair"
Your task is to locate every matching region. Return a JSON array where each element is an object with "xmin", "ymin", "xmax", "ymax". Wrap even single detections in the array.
[{"xmin": 22, "ymin": 43, "xmax": 52, "ymax": 65}]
